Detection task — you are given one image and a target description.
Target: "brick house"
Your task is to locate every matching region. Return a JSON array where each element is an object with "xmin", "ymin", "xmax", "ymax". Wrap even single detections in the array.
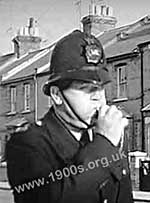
[
  {"xmin": 1, "ymin": 2, "xmax": 150, "ymax": 160},
  {"xmin": 102, "ymin": 20, "xmax": 150, "ymax": 153},
  {"xmin": 0, "ymin": 18, "xmax": 55, "ymax": 159},
  {"xmin": 82, "ymin": 2, "xmax": 150, "ymax": 153}
]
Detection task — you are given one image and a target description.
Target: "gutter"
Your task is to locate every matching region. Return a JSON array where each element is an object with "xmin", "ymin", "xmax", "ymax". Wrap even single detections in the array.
[
  {"xmin": 0, "ymin": 71, "xmax": 50, "ymax": 86},
  {"xmin": 106, "ymin": 52, "xmax": 139, "ymax": 63}
]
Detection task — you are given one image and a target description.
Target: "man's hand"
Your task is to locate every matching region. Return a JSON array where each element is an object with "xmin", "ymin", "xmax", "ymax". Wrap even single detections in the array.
[{"xmin": 95, "ymin": 105, "xmax": 128, "ymax": 146}]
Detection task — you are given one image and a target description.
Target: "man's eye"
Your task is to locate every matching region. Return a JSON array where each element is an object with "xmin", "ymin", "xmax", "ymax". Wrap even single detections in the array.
[
  {"xmin": 72, "ymin": 82, "xmax": 104, "ymax": 92},
  {"xmin": 82, "ymin": 86, "xmax": 99, "ymax": 93}
]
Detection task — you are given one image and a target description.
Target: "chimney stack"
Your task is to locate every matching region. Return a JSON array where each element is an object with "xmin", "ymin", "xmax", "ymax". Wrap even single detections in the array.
[
  {"xmin": 12, "ymin": 18, "xmax": 41, "ymax": 58},
  {"xmin": 82, "ymin": 1, "xmax": 117, "ymax": 36}
]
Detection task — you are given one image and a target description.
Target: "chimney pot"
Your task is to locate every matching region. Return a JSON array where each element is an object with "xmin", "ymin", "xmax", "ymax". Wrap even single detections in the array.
[
  {"xmin": 24, "ymin": 27, "xmax": 29, "ymax": 36},
  {"xmin": 82, "ymin": 2, "xmax": 117, "ymax": 36},
  {"xmin": 29, "ymin": 17, "xmax": 34, "ymax": 28},
  {"xmin": 12, "ymin": 17, "xmax": 41, "ymax": 57}
]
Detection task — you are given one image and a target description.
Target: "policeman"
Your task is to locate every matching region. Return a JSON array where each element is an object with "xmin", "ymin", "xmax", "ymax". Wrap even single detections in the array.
[{"xmin": 6, "ymin": 30, "xmax": 133, "ymax": 203}]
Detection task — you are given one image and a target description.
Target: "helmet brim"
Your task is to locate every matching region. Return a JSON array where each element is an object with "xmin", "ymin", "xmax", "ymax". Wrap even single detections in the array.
[{"xmin": 43, "ymin": 66, "xmax": 111, "ymax": 96}]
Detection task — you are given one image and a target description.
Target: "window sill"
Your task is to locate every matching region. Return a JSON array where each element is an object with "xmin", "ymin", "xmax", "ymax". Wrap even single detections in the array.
[
  {"xmin": 21, "ymin": 110, "xmax": 31, "ymax": 114},
  {"xmin": 6, "ymin": 112, "xmax": 16, "ymax": 116},
  {"xmin": 113, "ymin": 98, "xmax": 128, "ymax": 102}
]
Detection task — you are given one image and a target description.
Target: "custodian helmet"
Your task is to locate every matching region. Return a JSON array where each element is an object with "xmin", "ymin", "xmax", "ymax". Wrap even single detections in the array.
[{"xmin": 43, "ymin": 30, "xmax": 110, "ymax": 96}]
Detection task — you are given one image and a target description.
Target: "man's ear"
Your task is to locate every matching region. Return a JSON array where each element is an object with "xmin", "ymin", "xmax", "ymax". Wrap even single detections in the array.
[{"xmin": 50, "ymin": 86, "xmax": 63, "ymax": 105}]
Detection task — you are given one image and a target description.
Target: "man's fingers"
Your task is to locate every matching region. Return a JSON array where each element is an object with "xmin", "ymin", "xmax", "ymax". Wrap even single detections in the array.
[
  {"xmin": 106, "ymin": 105, "xmax": 123, "ymax": 119},
  {"xmin": 99, "ymin": 105, "xmax": 128, "ymax": 127},
  {"xmin": 121, "ymin": 117, "xmax": 128, "ymax": 128},
  {"xmin": 99, "ymin": 105, "xmax": 109, "ymax": 117},
  {"xmin": 96, "ymin": 105, "xmax": 129, "ymax": 146}
]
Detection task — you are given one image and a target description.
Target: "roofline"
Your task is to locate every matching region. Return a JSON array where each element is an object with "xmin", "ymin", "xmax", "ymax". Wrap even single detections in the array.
[
  {"xmin": 137, "ymin": 40, "xmax": 150, "ymax": 48},
  {"xmin": 1, "ymin": 71, "xmax": 49, "ymax": 85},
  {"xmin": 2, "ymin": 48, "xmax": 50, "ymax": 81},
  {"xmin": 107, "ymin": 52, "xmax": 139, "ymax": 63},
  {"xmin": 1, "ymin": 52, "xmax": 139, "ymax": 84},
  {"xmin": 97, "ymin": 15, "xmax": 150, "ymax": 40},
  {"xmin": 1, "ymin": 75, "xmax": 34, "ymax": 85},
  {"xmin": 115, "ymin": 15, "xmax": 150, "ymax": 30}
]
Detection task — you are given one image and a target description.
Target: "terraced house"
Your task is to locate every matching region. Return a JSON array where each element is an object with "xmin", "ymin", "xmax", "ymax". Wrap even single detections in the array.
[
  {"xmin": 0, "ymin": 18, "xmax": 54, "ymax": 160},
  {"xmin": 82, "ymin": 1, "xmax": 150, "ymax": 154},
  {"xmin": 0, "ymin": 1, "xmax": 150, "ymax": 162}
]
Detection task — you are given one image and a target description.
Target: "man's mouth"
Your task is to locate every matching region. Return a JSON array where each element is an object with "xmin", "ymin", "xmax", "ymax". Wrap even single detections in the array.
[{"xmin": 90, "ymin": 110, "xmax": 99, "ymax": 126}]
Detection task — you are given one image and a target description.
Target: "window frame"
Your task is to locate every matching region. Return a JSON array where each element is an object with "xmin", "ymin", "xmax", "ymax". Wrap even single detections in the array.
[
  {"xmin": 24, "ymin": 83, "xmax": 31, "ymax": 111},
  {"xmin": 116, "ymin": 65, "xmax": 127, "ymax": 99},
  {"xmin": 10, "ymin": 86, "xmax": 17, "ymax": 113}
]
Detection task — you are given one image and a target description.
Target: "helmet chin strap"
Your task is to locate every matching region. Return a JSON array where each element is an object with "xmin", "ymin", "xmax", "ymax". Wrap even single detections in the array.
[{"xmin": 59, "ymin": 90, "xmax": 98, "ymax": 130}]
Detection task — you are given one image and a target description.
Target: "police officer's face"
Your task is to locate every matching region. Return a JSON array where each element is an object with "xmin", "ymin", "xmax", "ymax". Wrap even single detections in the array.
[{"xmin": 63, "ymin": 81, "xmax": 106, "ymax": 124}]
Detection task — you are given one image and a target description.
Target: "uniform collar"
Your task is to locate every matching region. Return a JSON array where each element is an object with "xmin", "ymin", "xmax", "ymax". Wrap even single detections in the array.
[
  {"xmin": 70, "ymin": 129, "xmax": 93, "ymax": 142},
  {"xmin": 42, "ymin": 108, "xmax": 124, "ymax": 181},
  {"xmin": 70, "ymin": 130, "xmax": 82, "ymax": 141},
  {"xmin": 42, "ymin": 108, "xmax": 81, "ymax": 163}
]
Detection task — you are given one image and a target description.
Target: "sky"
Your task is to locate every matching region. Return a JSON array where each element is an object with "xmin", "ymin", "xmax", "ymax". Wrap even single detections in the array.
[{"xmin": 0, "ymin": 0, "xmax": 150, "ymax": 55}]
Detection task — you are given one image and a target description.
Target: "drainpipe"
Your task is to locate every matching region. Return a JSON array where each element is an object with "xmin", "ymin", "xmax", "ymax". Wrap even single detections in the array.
[
  {"xmin": 137, "ymin": 41, "xmax": 150, "ymax": 151},
  {"xmin": 139, "ymin": 46, "xmax": 145, "ymax": 151},
  {"xmin": 34, "ymin": 68, "xmax": 38, "ymax": 123}
]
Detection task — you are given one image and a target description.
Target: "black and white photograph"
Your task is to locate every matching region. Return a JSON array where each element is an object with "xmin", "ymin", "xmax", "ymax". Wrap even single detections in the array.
[{"xmin": 0, "ymin": 0, "xmax": 150, "ymax": 202}]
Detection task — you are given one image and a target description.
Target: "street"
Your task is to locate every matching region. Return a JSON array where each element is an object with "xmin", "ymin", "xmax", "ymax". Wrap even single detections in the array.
[{"xmin": 0, "ymin": 189, "xmax": 13, "ymax": 203}]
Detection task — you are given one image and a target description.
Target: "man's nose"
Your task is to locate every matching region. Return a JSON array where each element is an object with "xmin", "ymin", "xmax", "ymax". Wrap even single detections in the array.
[{"xmin": 90, "ymin": 90, "xmax": 106, "ymax": 104}]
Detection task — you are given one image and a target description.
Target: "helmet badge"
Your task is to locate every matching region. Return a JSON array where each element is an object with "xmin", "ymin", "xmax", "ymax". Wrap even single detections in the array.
[{"xmin": 84, "ymin": 37, "xmax": 103, "ymax": 64}]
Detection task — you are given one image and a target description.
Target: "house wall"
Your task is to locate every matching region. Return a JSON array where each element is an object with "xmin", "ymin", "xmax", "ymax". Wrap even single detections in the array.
[
  {"xmin": 106, "ymin": 50, "xmax": 150, "ymax": 152},
  {"xmin": 0, "ymin": 78, "xmax": 35, "ymax": 156},
  {"xmin": 3, "ymin": 79, "xmax": 35, "ymax": 121},
  {"xmin": 0, "ymin": 85, "xmax": 7, "ymax": 157},
  {"xmin": 143, "ymin": 49, "xmax": 150, "ymax": 106},
  {"xmin": 0, "ymin": 73, "xmax": 50, "ymax": 153},
  {"xmin": 37, "ymin": 74, "xmax": 50, "ymax": 120}
]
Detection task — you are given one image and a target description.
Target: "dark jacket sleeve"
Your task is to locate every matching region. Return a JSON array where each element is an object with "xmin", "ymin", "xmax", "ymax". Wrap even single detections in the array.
[
  {"xmin": 6, "ymin": 130, "xmax": 133, "ymax": 203},
  {"xmin": 6, "ymin": 130, "xmax": 54, "ymax": 203}
]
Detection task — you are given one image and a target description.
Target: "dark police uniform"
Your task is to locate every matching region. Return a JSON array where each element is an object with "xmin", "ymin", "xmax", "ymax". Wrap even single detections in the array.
[
  {"xmin": 6, "ymin": 108, "xmax": 133, "ymax": 203},
  {"xmin": 6, "ymin": 30, "xmax": 133, "ymax": 203}
]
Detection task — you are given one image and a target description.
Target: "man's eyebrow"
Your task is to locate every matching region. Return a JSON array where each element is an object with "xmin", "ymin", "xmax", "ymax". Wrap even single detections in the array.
[
  {"xmin": 71, "ymin": 82, "xmax": 92, "ymax": 88},
  {"xmin": 71, "ymin": 82, "xmax": 104, "ymax": 90}
]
